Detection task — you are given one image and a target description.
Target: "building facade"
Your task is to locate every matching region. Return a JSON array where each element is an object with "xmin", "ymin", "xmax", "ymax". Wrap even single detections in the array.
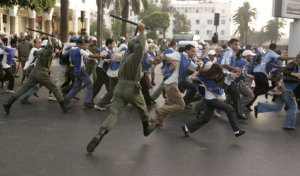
[
  {"xmin": 170, "ymin": 0, "xmax": 231, "ymax": 41},
  {"xmin": 0, "ymin": 0, "xmax": 95, "ymax": 37},
  {"xmin": 124, "ymin": 0, "xmax": 231, "ymax": 41}
]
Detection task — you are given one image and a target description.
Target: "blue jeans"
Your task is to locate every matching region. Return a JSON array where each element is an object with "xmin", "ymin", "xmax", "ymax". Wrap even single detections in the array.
[
  {"xmin": 257, "ymin": 91, "xmax": 298, "ymax": 128},
  {"xmin": 20, "ymin": 84, "xmax": 40, "ymax": 101},
  {"xmin": 64, "ymin": 69, "xmax": 93, "ymax": 104}
]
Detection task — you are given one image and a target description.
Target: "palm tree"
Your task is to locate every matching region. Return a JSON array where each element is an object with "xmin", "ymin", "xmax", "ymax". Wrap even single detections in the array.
[
  {"xmin": 120, "ymin": 0, "xmax": 149, "ymax": 36},
  {"xmin": 264, "ymin": 18, "xmax": 286, "ymax": 43},
  {"xmin": 96, "ymin": 0, "xmax": 114, "ymax": 46},
  {"xmin": 60, "ymin": 0, "xmax": 69, "ymax": 42},
  {"xmin": 232, "ymin": 2, "xmax": 257, "ymax": 43}
]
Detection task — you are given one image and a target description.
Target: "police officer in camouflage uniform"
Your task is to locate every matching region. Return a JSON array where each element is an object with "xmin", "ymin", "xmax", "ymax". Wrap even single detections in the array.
[
  {"xmin": 86, "ymin": 23, "xmax": 156, "ymax": 153},
  {"xmin": 18, "ymin": 33, "xmax": 33, "ymax": 83},
  {"xmin": 3, "ymin": 36, "xmax": 71, "ymax": 114},
  {"xmin": 86, "ymin": 36, "xmax": 99, "ymax": 82}
]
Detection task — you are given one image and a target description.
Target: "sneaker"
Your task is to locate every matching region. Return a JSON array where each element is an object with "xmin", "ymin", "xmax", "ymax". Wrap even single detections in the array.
[
  {"xmin": 282, "ymin": 127, "xmax": 296, "ymax": 130},
  {"xmin": 5, "ymin": 90, "xmax": 14, "ymax": 93},
  {"xmin": 234, "ymin": 130, "xmax": 245, "ymax": 137},
  {"xmin": 94, "ymin": 104, "xmax": 106, "ymax": 111},
  {"xmin": 150, "ymin": 117, "xmax": 163, "ymax": 126},
  {"xmin": 48, "ymin": 96, "xmax": 57, "ymax": 101},
  {"xmin": 181, "ymin": 124, "xmax": 190, "ymax": 137},
  {"xmin": 245, "ymin": 105, "xmax": 253, "ymax": 112},
  {"xmin": 84, "ymin": 102, "xmax": 94, "ymax": 109}
]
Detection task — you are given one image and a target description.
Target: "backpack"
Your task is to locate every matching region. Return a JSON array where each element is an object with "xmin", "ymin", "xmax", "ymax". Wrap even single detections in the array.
[
  {"xmin": 283, "ymin": 59, "xmax": 300, "ymax": 83},
  {"xmin": 58, "ymin": 51, "xmax": 70, "ymax": 65}
]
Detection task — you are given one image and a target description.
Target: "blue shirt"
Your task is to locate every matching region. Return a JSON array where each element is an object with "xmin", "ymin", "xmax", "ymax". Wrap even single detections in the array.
[{"xmin": 253, "ymin": 50, "xmax": 279, "ymax": 74}]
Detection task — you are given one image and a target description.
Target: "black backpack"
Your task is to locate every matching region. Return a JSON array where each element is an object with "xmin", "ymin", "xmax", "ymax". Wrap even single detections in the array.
[
  {"xmin": 59, "ymin": 51, "xmax": 70, "ymax": 65},
  {"xmin": 283, "ymin": 59, "xmax": 300, "ymax": 83}
]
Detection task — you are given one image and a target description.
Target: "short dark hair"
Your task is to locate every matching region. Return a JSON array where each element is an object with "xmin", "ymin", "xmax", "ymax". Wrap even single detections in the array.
[
  {"xmin": 228, "ymin": 38, "xmax": 239, "ymax": 46},
  {"xmin": 77, "ymin": 38, "xmax": 86, "ymax": 45},
  {"xmin": 169, "ymin": 40, "xmax": 176, "ymax": 47},
  {"xmin": 33, "ymin": 38, "xmax": 40, "ymax": 44},
  {"xmin": 185, "ymin": 44, "xmax": 195, "ymax": 51},
  {"xmin": 269, "ymin": 43, "xmax": 277, "ymax": 50},
  {"xmin": 105, "ymin": 38, "xmax": 114, "ymax": 46},
  {"xmin": 10, "ymin": 38, "xmax": 18, "ymax": 46}
]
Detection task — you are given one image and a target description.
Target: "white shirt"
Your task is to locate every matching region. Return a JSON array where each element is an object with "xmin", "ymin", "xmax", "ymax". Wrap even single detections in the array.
[
  {"xmin": 164, "ymin": 52, "xmax": 181, "ymax": 85},
  {"xmin": 24, "ymin": 47, "xmax": 40, "ymax": 70},
  {"xmin": 62, "ymin": 42, "xmax": 76, "ymax": 55},
  {"xmin": 0, "ymin": 48, "xmax": 10, "ymax": 69},
  {"xmin": 80, "ymin": 49, "xmax": 91, "ymax": 68}
]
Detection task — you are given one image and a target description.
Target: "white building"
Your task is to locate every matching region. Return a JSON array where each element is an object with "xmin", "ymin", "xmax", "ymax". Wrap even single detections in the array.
[{"xmin": 169, "ymin": 0, "xmax": 231, "ymax": 41}]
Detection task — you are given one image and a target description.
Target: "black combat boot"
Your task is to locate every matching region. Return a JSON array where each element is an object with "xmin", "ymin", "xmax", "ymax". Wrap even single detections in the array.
[
  {"xmin": 59, "ymin": 100, "xmax": 72, "ymax": 113},
  {"xmin": 3, "ymin": 96, "xmax": 17, "ymax": 114},
  {"xmin": 86, "ymin": 127, "xmax": 108, "ymax": 153},
  {"xmin": 143, "ymin": 121, "xmax": 156, "ymax": 137}
]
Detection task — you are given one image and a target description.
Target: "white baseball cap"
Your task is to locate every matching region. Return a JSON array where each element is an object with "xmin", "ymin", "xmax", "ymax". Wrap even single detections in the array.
[
  {"xmin": 0, "ymin": 31, "xmax": 6, "ymax": 35},
  {"xmin": 242, "ymin": 50, "xmax": 256, "ymax": 57},
  {"xmin": 208, "ymin": 50, "xmax": 216, "ymax": 56}
]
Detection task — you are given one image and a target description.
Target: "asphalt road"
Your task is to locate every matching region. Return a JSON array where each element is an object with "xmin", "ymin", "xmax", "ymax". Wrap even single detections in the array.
[{"xmin": 1, "ymin": 68, "xmax": 300, "ymax": 176}]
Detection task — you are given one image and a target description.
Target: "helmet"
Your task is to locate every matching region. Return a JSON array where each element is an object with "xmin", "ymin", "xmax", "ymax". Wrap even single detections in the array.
[
  {"xmin": 120, "ymin": 36, "xmax": 126, "ymax": 42},
  {"xmin": 147, "ymin": 39, "xmax": 153, "ymax": 44},
  {"xmin": 89, "ymin": 36, "xmax": 97, "ymax": 42},
  {"xmin": 70, "ymin": 35, "xmax": 78, "ymax": 42},
  {"xmin": 20, "ymin": 32, "xmax": 28, "ymax": 37},
  {"xmin": 128, "ymin": 37, "xmax": 140, "ymax": 53}
]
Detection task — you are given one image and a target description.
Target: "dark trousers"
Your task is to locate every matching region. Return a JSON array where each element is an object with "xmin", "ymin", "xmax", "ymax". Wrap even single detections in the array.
[
  {"xmin": 186, "ymin": 99, "xmax": 240, "ymax": 133},
  {"xmin": 3, "ymin": 67, "xmax": 15, "ymax": 90},
  {"xmin": 93, "ymin": 67, "xmax": 109, "ymax": 98},
  {"xmin": 61, "ymin": 67, "xmax": 75, "ymax": 95},
  {"xmin": 140, "ymin": 72, "xmax": 152, "ymax": 106},
  {"xmin": 247, "ymin": 72, "xmax": 270, "ymax": 106},
  {"xmin": 224, "ymin": 82, "xmax": 244, "ymax": 117}
]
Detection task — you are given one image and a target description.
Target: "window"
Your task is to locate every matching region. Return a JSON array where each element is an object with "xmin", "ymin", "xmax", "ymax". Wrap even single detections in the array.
[
  {"xmin": 185, "ymin": 8, "xmax": 188, "ymax": 13},
  {"xmin": 222, "ymin": 9, "xmax": 226, "ymax": 13},
  {"xmin": 221, "ymin": 20, "xmax": 225, "ymax": 25},
  {"xmin": 207, "ymin": 19, "xmax": 213, "ymax": 25},
  {"xmin": 155, "ymin": 0, "xmax": 158, "ymax": 3},
  {"xmin": 196, "ymin": 20, "xmax": 200, "ymax": 24},
  {"xmin": 196, "ymin": 8, "xmax": 199, "ymax": 13},
  {"xmin": 195, "ymin": 30, "xmax": 200, "ymax": 35},
  {"xmin": 207, "ymin": 30, "xmax": 212, "ymax": 36},
  {"xmin": 221, "ymin": 30, "xmax": 225, "ymax": 35}
]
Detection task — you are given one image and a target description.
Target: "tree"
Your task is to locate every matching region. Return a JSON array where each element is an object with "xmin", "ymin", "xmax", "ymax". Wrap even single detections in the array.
[
  {"xmin": 0, "ymin": 0, "xmax": 56, "ymax": 12},
  {"xmin": 264, "ymin": 18, "xmax": 286, "ymax": 43},
  {"xmin": 142, "ymin": 12, "xmax": 170, "ymax": 39},
  {"xmin": 90, "ymin": 21, "xmax": 112, "ymax": 42},
  {"xmin": 120, "ymin": 0, "xmax": 149, "ymax": 36},
  {"xmin": 232, "ymin": 2, "xmax": 257, "ymax": 43},
  {"xmin": 172, "ymin": 12, "xmax": 191, "ymax": 34},
  {"xmin": 161, "ymin": 0, "xmax": 176, "ymax": 15},
  {"xmin": 247, "ymin": 28, "xmax": 267, "ymax": 46},
  {"xmin": 111, "ymin": 0, "xmax": 122, "ymax": 40},
  {"xmin": 96, "ymin": 0, "xmax": 114, "ymax": 46},
  {"xmin": 60, "ymin": 0, "xmax": 69, "ymax": 42}
]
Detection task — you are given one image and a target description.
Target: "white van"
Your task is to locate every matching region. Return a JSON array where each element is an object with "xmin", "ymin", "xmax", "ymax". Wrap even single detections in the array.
[{"xmin": 177, "ymin": 40, "xmax": 198, "ymax": 49}]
